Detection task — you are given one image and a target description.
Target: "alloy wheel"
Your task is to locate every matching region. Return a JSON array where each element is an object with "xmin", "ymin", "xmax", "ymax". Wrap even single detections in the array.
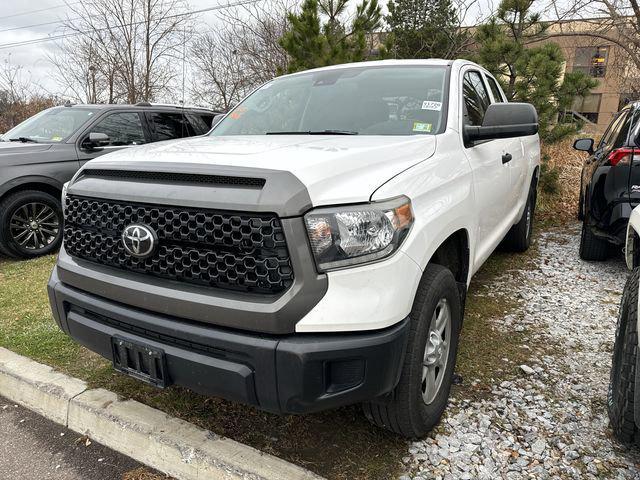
[
  {"xmin": 422, "ymin": 298, "xmax": 451, "ymax": 404},
  {"xmin": 9, "ymin": 202, "xmax": 60, "ymax": 250}
]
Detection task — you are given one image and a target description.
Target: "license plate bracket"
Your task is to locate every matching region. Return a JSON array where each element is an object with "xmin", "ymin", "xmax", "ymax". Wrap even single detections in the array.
[{"xmin": 111, "ymin": 336, "xmax": 169, "ymax": 388}]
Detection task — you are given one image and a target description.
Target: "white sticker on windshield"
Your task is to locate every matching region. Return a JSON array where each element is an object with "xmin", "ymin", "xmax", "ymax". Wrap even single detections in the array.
[{"xmin": 421, "ymin": 101, "xmax": 442, "ymax": 111}]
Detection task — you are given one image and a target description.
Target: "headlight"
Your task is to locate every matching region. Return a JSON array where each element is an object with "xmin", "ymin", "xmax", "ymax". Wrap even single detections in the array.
[{"xmin": 304, "ymin": 196, "xmax": 414, "ymax": 272}]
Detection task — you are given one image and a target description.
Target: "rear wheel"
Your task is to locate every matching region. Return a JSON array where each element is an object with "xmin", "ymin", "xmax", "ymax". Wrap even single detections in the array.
[
  {"xmin": 579, "ymin": 214, "xmax": 610, "ymax": 261},
  {"xmin": 0, "ymin": 190, "xmax": 63, "ymax": 259},
  {"xmin": 363, "ymin": 264, "xmax": 462, "ymax": 438},
  {"xmin": 608, "ymin": 268, "xmax": 640, "ymax": 444}
]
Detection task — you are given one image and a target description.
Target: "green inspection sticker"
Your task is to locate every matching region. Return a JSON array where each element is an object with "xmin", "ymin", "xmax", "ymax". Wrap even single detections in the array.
[{"xmin": 412, "ymin": 122, "xmax": 432, "ymax": 133}]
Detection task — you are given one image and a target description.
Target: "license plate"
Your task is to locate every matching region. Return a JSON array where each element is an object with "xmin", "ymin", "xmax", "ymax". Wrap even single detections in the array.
[{"xmin": 111, "ymin": 336, "xmax": 168, "ymax": 388}]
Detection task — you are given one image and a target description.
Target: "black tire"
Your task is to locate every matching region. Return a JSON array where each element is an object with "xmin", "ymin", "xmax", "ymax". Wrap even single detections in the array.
[
  {"xmin": 608, "ymin": 267, "xmax": 640, "ymax": 444},
  {"xmin": 579, "ymin": 214, "xmax": 610, "ymax": 261},
  {"xmin": 363, "ymin": 264, "xmax": 462, "ymax": 438},
  {"xmin": 502, "ymin": 185, "xmax": 535, "ymax": 252},
  {"xmin": 0, "ymin": 190, "xmax": 63, "ymax": 259}
]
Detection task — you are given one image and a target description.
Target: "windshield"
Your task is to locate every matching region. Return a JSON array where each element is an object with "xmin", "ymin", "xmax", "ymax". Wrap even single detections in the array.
[
  {"xmin": 2, "ymin": 107, "xmax": 100, "ymax": 143},
  {"xmin": 211, "ymin": 65, "xmax": 448, "ymax": 136}
]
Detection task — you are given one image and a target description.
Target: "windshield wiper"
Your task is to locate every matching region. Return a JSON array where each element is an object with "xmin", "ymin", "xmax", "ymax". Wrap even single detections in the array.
[
  {"xmin": 266, "ymin": 130, "xmax": 359, "ymax": 135},
  {"xmin": 9, "ymin": 137, "xmax": 38, "ymax": 143}
]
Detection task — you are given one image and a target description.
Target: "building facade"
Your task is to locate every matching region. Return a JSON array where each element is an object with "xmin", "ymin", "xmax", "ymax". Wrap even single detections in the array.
[{"xmin": 539, "ymin": 20, "xmax": 637, "ymax": 130}]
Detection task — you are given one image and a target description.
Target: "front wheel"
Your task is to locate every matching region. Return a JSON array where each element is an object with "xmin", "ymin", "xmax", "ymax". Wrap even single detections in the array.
[
  {"xmin": 363, "ymin": 264, "xmax": 462, "ymax": 438},
  {"xmin": 608, "ymin": 268, "xmax": 640, "ymax": 444},
  {"xmin": 0, "ymin": 190, "xmax": 63, "ymax": 259}
]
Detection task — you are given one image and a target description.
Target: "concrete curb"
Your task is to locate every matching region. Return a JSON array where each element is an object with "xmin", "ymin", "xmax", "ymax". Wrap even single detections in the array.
[{"xmin": 0, "ymin": 347, "xmax": 324, "ymax": 480}]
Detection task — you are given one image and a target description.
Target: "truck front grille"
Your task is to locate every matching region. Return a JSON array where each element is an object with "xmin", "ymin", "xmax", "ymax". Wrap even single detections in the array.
[{"xmin": 63, "ymin": 195, "xmax": 294, "ymax": 294}]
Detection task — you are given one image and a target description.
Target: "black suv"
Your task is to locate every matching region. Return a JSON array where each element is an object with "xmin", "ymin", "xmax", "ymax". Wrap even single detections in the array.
[
  {"xmin": 574, "ymin": 102, "xmax": 640, "ymax": 260},
  {"xmin": 0, "ymin": 103, "xmax": 219, "ymax": 259}
]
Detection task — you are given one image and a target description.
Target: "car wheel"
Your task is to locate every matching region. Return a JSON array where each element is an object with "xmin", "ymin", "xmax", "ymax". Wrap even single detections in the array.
[
  {"xmin": 608, "ymin": 267, "xmax": 640, "ymax": 444},
  {"xmin": 502, "ymin": 184, "xmax": 535, "ymax": 252},
  {"xmin": 579, "ymin": 214, "xmax": 610, "ymax": 261},
  {"xmin": 0, "ymin": 190, "xmax": 63, "ymax": 259},
  {"xmin": 363, "ymin": 263, "xmax": 462, "ymax": 438}
]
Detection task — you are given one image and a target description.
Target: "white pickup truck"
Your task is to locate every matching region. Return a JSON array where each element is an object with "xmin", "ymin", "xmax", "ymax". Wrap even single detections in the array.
[{"xmin": 48, "ymin": 59, "xmax": 540, "ymax": 438}]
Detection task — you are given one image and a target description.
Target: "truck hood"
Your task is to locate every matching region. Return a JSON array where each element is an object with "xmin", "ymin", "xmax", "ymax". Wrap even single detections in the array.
[{"xmin": 86, "ymin": 135, "xmax": 436, "ymax": 206}]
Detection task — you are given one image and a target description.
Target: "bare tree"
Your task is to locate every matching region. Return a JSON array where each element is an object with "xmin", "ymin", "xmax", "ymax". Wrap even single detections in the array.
[
  {"xmin": 218, "ymin": 0, "xmax": 293, "ymax": 83},
  {"xmin": 190, "ymin": 0, "xmax": 293, "ymax": 110},
  {"xmin": 0, "ymin": 56, "xmax": 31, "ymax": 106},
  {"xmin": 49, "ymin": 0, "xmax": 192, "ymax": 103},
  {"xmin": 0, "ymin": 56, "xmax": 56, "ymax": 132},
  {"xmin": 191, "ymin": 29, "xmax": 252, "ymax": 111},
  {"xmin": 49, "ymin": 37, "xmax": 115, "ymax": 103}
]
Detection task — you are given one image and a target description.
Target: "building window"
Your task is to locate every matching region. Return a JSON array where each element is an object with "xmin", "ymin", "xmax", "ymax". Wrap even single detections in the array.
[
  {"xmin": 573, "ymin": 46, "xmax": 609, "ymax": 77},
  {"xmin": 572, "ymin": 93, "xmax": 602, "ymax": 123}
]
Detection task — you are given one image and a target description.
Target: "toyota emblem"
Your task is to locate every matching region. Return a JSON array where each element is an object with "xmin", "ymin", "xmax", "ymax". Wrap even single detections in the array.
[{"xmin": 122, "ymin": 224, "xmax": 157, "ymax": 258}]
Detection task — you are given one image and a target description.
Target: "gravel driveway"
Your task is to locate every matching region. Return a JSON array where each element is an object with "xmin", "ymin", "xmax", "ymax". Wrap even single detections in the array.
[{"xmin": 404, "ymin": 225, "xmax": 640, "ymax": 479}]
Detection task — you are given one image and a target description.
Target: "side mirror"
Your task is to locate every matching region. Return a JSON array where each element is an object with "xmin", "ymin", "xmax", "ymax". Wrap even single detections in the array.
[
  {"xmin": 464, "ymin": 103, "xmax": 538, "ymax": 143},
  {"xmin": 211, "ymin": 113, "xmax": 225, "ymax": 127},
  {"xmin": 82, "ymin": 132, "xmax": 110, "ymax": 150},
  {"xmin": 573, "ymin": 138, "xmax": 594, "ymax": 155}
]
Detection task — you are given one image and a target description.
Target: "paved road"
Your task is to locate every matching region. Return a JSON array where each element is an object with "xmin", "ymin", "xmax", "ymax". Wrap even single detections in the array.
[{"xmin": 0, "ymin": 396, "xmax": 164, "ymax": 480}]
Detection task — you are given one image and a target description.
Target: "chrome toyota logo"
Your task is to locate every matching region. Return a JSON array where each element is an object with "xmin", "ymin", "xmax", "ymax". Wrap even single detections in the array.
[{"xmin": 122, "ymin": 224, "xmax": 157, "ymax": 258}]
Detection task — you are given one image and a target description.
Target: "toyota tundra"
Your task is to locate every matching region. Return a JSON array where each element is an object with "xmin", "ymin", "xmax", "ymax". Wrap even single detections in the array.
[{"xmin": 48, "ymin": 59, "xmax": 540, "ymax": 438}]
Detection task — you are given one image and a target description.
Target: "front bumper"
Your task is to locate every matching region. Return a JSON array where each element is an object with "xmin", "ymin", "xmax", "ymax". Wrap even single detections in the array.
[{"xmin": 48, "ymin": 267, "xmax": 409, "ymax": 414}]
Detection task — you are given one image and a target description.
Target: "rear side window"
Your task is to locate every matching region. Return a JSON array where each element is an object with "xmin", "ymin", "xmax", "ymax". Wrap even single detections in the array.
[
  {"xmin": 186, "ymin": 113, "xmax": 210, "ymax": 134},
  {"xmin": 599, "ymin": 110, "xmax": 628, "ymax": 148},
  {"xmin": 462, "ymin": 71, "xmax": 491, "ymax": 126},
  {"xmin": 200, "ymin": 114, "xmax": 215, "ymax": 129},
  {"xmin": 148, "ymin": 112, "xmax": 192, "ymax": 141},
  {"xmin": 486, "ymin": 76, "xmax": 505, "ymax": 103},
  {"xmin": 89, "ymin": 112, "xmax": 146, "ymax": 146},
  {"xmin": 612, "ymin": 110, "xmax": 634, "ymax": 149}
]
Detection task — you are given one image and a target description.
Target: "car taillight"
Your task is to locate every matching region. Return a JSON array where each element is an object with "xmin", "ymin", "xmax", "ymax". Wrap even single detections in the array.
[{"xmin": 608, "ymin": 148, "xmax": 636, "ymax": 166}]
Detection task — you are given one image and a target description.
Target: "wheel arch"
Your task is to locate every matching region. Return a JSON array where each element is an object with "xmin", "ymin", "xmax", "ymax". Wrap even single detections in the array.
[
  {"xmin": 0, "ymin": 177, "xmax": 63, "ymax": 204},
  {"xmin": 425, "ymin": 228, "xmax": 470, "ymax": 309}
]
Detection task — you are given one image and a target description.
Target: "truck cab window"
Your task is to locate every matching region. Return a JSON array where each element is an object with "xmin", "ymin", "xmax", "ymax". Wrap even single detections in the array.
[{"xmin": 463, "ymin": 71, "xmax": 491, "ymax": 126}]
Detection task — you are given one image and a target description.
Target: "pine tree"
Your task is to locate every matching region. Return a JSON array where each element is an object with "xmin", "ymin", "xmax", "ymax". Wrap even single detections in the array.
[
  {"xmin": 279, "ymin": 0, "xmax": 382, "ymax": 73},
  {"xmin": 474, "ymin": 0, "xmax": 598, "ymax": 140},
  {"xmin": 385, "ymin": 0, "xmax": 467, "ymax": 59}
]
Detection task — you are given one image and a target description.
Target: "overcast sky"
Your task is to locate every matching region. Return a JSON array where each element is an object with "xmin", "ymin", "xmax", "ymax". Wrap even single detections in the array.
[
  {"xmin": 0, "ymin": 0, "xmax": 240, "ymax": 99},
  {"xmin": 0, "ymin": 0, "xmax": 499, "ymax": 101}
]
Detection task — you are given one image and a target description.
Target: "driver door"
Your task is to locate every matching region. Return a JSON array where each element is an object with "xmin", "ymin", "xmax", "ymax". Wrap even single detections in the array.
[
  {"xmin": 460, "ymin": 69, "xmax": 512, "ymax": 267},
  {"xmin": 76, "ymin": 111, "xmax": 149, "ymax": 166}
]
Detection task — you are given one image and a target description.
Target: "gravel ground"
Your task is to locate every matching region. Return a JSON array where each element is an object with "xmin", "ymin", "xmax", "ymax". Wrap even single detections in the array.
[{"xmin": 404, "ymin": 225, "xmax": 640, "ymax": 480}]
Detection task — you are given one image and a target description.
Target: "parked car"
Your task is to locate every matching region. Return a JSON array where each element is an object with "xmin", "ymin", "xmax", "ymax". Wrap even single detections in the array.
[
  {"xmin": 48, "ymin": 59, "xmax": 540, "ymax": 438},
  {"xmin": 608, "ymin": 205, "xmax": 640, "ymax": 443},
  {"xmin": 0, "ymin": 103, "xmax": 219, "ymax": 259},
  {"xmin": 574, "ymin": 102, "xmax": 640, "ymax": 261}
]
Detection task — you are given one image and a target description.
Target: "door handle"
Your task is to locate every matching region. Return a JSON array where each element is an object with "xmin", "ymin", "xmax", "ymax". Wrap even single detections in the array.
[{"xmin": 502, "ymin": 153, "xmax": 512, "ymax": 164}]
